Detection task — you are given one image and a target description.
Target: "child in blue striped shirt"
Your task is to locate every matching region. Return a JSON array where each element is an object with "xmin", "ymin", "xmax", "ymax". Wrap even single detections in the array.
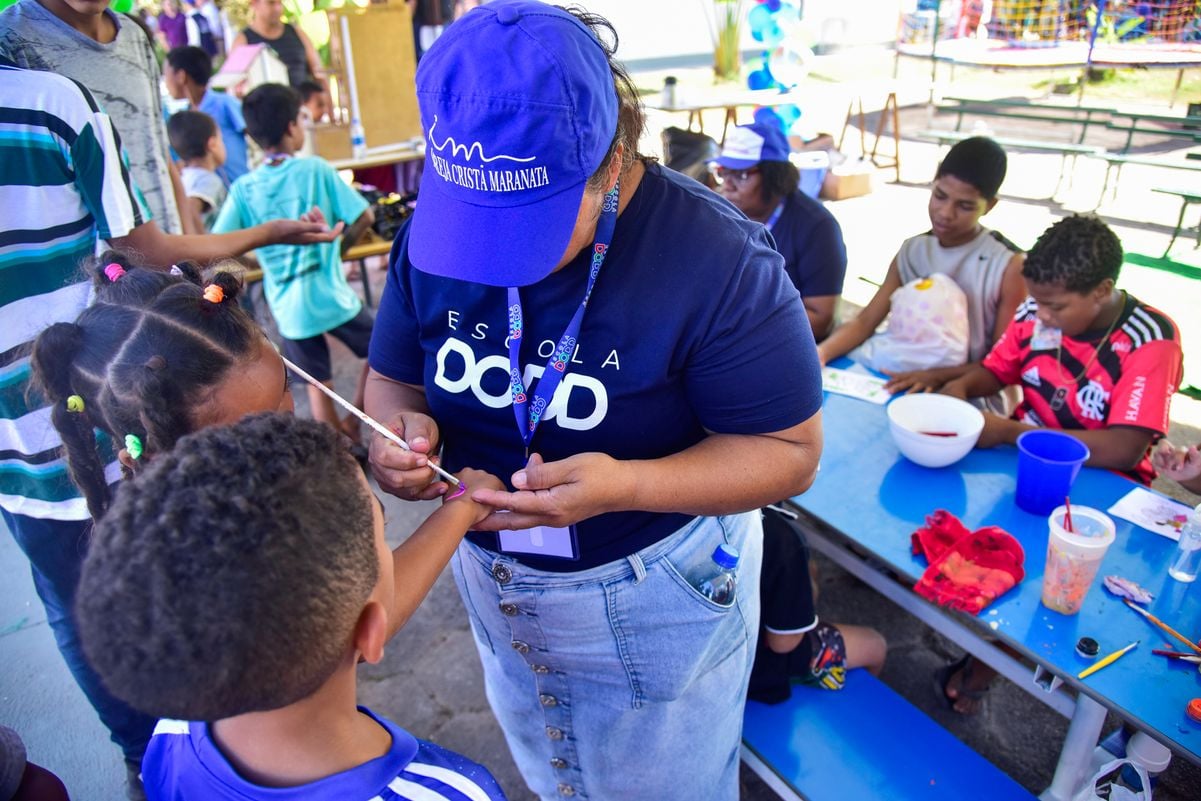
[{"xmin": 74, "ymin": 414, "xmax": 507, "ymax": 801}]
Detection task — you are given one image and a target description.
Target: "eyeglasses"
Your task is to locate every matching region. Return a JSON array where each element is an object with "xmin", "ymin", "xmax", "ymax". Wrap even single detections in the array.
[{"xmin": 715, "ymin": 167, "xmax": 760, "ymax": 187}]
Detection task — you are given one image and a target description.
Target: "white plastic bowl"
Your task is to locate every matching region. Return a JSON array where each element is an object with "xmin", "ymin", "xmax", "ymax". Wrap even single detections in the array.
[{"xmin": 886, "ymin": 393, "xmax": 984, "ymax": 468}]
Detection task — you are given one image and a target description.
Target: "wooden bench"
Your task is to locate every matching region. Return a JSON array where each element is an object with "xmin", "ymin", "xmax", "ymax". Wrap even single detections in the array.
[
  {"xmin": 938, "ymin": 96, "xmax": 1114, "ymax": 144},
  {"xmin": 916, "ymin": 129, "xmax": 1102, "ymax": 196},
  {"xmin": 1107, "ymin": 111, "xmax": 1201, "ymax": 153},
  {"xmin": 1088, "ymin": 153, "xmax": 1201, "ymax": 207},
  {"xmin": 1153, "ymin": 186, "xmax": 1201, "ymax": 258},
  {"xmin": 742, "ymin": 672, "xmax": 1037, "ymax": 801}
]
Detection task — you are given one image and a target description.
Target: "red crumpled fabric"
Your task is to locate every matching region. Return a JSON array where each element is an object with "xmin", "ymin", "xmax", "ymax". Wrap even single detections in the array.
[{"xmin": 911, "ymin": 510, "xmax": 1025, "ymax": 615}]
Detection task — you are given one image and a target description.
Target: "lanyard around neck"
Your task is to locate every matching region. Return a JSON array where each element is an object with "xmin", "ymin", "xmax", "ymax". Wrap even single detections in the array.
[
  {"xmin": 765, "ymin": 200, "xmax": 785, "ymax": 231},
  {"xmin": 507, "ymin": 182, "xmax": 619, "ymax": 451}
]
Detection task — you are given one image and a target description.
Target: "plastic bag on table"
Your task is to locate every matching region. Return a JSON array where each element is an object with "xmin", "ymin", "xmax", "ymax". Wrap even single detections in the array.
[{"xmin": 849, "ymin": 273, "xmax": 969, "ymax": 374}]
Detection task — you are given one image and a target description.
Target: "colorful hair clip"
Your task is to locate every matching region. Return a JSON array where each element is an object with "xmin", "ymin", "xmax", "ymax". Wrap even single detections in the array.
[
  {"xmin": 124, "ymin": 434, "xmax": 144, "ymax": 460},
  {"xmin": 103, "ymin": 263, "xmax": 126, "ymax": 282},
  {"xmin": 169, "ymin": 264, "xmax": 184, "ymax": 277},
  {"xmin": 66, "ymin": 395, "xmax": 85, "ymax": 413},
  {"xmin": 203, "ymin": 284, "xmax": 224, "ymax": 304}
]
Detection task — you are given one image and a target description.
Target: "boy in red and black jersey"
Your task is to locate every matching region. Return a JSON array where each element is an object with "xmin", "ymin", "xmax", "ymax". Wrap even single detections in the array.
[{"xmin": 944, "ymin": 215, "xmax": 1183, "ymax": 485}]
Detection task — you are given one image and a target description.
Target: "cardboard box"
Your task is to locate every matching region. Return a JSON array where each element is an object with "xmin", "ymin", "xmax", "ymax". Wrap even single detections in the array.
[{"xmin": 820, "ymin": 163, "xmax": 873, "ymax": 201}]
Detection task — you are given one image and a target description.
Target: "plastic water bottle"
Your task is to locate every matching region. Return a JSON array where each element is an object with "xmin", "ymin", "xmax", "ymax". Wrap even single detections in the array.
[
  {"xmin": 688, "ymin": 544, "xmax": 739, "ymax": 605},
  {"xmin": 1168, "ymin": 503, "xmax": 1201, "ymax": 582},
  {"xmin": 661, "ymin": 75, "xmax": 677, "ymax": 109},
  {"xmin": 350, "ymin": 117, "xmax": 367, "ymax": 160}
]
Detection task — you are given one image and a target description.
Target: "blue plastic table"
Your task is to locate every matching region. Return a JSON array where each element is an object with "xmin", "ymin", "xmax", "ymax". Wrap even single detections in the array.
[{"xmin": 789, "ymin": 387, "xmax": 1201, "ymax": 799}]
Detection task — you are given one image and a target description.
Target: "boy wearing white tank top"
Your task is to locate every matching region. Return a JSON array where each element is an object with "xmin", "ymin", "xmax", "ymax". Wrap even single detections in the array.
[{"xmin": 817, "ymin": 137, "xmax": 1026, "ymax": 396}]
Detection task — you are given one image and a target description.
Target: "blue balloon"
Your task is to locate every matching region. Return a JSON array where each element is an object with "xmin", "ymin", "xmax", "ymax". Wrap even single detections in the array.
[
  {"xmin": 746, "ymin": 65, "xmax": 776, "ymax": 91},
  {"xmin": 764, "ymin": 0, "xmax": 783, "ymax": 10},
  {"xmin": 775, "ymin": 104, "xmax": 802, "ymax": 132},
  {"xmin": 748, "ymin": 4, "xmax": 785, "ymax": 46}
]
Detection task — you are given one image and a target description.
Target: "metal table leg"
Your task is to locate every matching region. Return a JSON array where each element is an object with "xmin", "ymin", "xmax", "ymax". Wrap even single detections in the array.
[{"xmin": 1039, "ymin": 695, "xmax": 1107, "ymax": 801}]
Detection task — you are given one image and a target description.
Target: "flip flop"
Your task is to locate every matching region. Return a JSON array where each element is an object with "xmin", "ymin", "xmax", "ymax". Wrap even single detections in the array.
[{"xmin": 935, "ymin": 654, "xmax": 990, "ymax": 715}]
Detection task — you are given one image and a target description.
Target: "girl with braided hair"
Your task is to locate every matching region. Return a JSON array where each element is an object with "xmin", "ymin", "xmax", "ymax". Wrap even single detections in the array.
[{"xmin": 31, "ymin": 251, "xmax": 294, "ymax": 521}]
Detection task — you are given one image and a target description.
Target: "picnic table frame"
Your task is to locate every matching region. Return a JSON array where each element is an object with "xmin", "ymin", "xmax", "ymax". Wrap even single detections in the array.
[{"xmin": 790, "ymin": 375, "xmax": 1201, "ymax": 800}]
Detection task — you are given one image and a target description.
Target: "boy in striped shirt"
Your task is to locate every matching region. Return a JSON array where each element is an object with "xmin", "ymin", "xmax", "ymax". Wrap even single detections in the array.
[
  {"xmin": 76, "ymin": 414, "xmax": 508, "ymax": 801},
  {"xmin": 944, "ymin": 214, "xmax": 1183, "ymax": 484}
]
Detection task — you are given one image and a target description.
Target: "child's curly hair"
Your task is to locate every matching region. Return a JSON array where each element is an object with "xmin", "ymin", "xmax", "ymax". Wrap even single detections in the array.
[
  {"xmin": 1021, "ymin": 214, "xmax": 1123, "ymax": 293},
  {"xmin": 77, "ymin": 413, "xmax": 377, "ymax": 721}
]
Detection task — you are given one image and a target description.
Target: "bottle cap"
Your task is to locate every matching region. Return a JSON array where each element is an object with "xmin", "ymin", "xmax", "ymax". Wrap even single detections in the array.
[
  {"xmin": 1188, "ymin": 698, "xmax": 1201, "ymax": 724},
  {"xmin": 711, "ymin": 543, "xmax": 740, "ymax": 570},
  {"xmin": 1075, "ymin": 637, "xmax": 1100, "ymax": 659},
  {"xmin": 664, "ymin": 75, "xmax": 678, "ymax": 86},
  {"xmin": 1125, "ymin": 731, "xmax": 1172, "ymax": 772}
]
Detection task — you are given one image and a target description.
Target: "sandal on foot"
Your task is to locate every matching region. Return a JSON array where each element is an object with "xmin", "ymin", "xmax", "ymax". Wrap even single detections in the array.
[{"xmin": 935, "ymin": 654, "xmax": 989, "ymax": 715}]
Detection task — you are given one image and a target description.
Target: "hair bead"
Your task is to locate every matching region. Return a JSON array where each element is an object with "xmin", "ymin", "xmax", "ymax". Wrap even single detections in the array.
[
  {"xmin": 103, "ymin": 263, "xmax": 126, "ymax": 282},
  {"xmin": 203, "ymin": 284, "xmax": 225, "ymax": 304},
  {"xmin": 66, "ymin": 395, "xmax": 86, "ymax": 413},
  {"xmin": 124, "ymin": 434, "xmax": 144, "ymax": 461}
]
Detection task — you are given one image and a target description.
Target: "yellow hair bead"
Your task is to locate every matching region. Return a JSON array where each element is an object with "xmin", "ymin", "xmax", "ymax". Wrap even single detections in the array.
[{"xmin": 66, "ymin": 395, "xmax": 85, "ymax": 413}]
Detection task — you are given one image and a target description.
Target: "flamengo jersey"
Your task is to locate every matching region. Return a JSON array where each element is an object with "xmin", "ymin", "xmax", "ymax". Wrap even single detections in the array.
[
  {"xmin": 982, "ymin": 294, "xmax": 1182, "ymax": 484},
  {"xmin": 142, "ymin": 709, "xmax": 508, "ymax": 800}
]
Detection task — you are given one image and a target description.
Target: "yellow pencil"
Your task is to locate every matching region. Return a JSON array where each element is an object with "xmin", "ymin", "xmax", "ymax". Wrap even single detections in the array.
[{"xmin": 1078, "ymin": 640, "xmax": 1139, "ymax": 680}]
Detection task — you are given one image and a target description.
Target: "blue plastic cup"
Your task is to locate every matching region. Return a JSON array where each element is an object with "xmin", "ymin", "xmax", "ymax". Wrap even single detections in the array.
[{"xmin": 1015, "ymin": 430, "xmax": 1090, "ymax": 515}]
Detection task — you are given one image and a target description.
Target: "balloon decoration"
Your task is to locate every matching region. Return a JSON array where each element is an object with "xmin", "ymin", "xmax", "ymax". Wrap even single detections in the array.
[
  {"xmin": 746, "ymin": 0, "xmax": 811, "ymax": 135},
  {"xmin": 111, "ymin": 0, "xmax": 133, "ymax": 12}
]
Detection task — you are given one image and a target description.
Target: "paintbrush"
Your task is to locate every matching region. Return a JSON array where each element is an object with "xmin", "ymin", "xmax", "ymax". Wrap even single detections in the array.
[
  {"xmin": 1078, "ymin": 640, "xmax": 1139, "ymax": 679},
  {"xmin": 1153, "ymin": 649, "xmax": 1201, "ymax": 663},
  {"xmin": 281, "ymin": 356, "xmax": 462, "ymax": 488},
  {"xmin": 1124, "ymin": 599, "xmax": 1201, "ymax": 655}
]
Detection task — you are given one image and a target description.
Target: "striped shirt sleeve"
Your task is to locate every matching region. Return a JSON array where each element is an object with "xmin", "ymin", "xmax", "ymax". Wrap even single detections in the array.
[{"xmin": 67, "ymin": 80, "xmax": 149, "ymax": 239}]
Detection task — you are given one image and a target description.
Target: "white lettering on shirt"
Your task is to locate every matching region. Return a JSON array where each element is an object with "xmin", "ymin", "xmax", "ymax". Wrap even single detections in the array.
[
  {"xmin": 1076, "ymin": 380, "xmax": 1109, "ymax": 422},
  {"xmin": 447, "ymin": 310, "xmax": 460, "ymax": 331},
  {"xmin": 1124, "ymin": 375, "xmax": 1146, "ymax": 423},
  {"xmin": 432, "ymin": 338, "xmax": 609, "ymax": 430}
]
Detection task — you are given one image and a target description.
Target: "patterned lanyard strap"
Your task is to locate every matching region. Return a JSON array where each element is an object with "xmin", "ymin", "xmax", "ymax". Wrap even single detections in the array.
[
  {"xmin": 765, "ymin": 200, "xmax": 785, "ymax": 231},
  {"xmin": 508, "ymin": 182, "xmax": 620, "ymax": 453}
]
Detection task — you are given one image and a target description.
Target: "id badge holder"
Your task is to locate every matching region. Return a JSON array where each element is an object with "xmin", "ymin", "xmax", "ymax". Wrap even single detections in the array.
[
  {"xmin": 498, "ymin": 525, "xmax": 579, "ymax": 561},
  {"xmin": 1030, "ymin": 321, "xmax": 1063, "ymax": 351}
]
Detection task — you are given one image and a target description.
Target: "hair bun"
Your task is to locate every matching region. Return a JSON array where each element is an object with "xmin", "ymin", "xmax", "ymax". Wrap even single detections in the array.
[{"xmin": 208, "ymin": 271, "xmax": 243, "ymax": 305}]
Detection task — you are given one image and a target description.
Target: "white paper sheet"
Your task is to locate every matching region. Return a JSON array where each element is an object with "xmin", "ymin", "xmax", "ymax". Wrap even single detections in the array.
[
  {"xmin": 822, "ymin": 366, "xmax": 890, "ymax": 405},
  {"xmin": 1107, "ymin": 487, "xmax": 1194, "ymax": 542}
]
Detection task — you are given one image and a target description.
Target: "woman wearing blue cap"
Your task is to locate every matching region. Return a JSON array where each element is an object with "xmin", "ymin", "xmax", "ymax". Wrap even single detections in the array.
[
  {"xmin": 365, "ymin": 2, "xmax": 823, "ymax": 798},
  {"xmin": 715, "ymin": 117, "xmax": 847, "ymax": 342}
]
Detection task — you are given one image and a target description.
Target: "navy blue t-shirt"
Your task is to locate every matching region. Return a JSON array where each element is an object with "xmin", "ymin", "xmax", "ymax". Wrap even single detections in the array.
[
  {"xmin": 770, "ymin": 189, "xmax": 847, "ymax": 300},
  {"xmin": 369, "ymin": 163, "xmax": 822, "ymax": 571}
]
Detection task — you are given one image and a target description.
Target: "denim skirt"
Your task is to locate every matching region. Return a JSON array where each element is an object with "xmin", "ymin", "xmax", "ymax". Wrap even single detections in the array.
[{"xmin": 452, "ymin": 510, "xmax": 763, "ymax": 800}]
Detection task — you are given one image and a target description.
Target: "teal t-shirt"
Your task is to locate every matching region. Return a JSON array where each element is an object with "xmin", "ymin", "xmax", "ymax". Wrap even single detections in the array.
[{"xmin": 213, "ymin": 156, "xmax": 369, "ymax": 340}]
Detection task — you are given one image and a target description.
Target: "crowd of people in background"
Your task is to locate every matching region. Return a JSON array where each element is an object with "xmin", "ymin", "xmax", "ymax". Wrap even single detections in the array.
[{"xmin": 0, "ymin": 0, "xmax": 1197, "ymax": 799}]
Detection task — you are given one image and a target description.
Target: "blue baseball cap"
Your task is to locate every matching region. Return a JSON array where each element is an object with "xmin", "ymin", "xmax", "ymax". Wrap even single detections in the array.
[
  {"xmin": 714, "ymin": 121, "xmax": 790, "ymax": 169},
  {"xmin": 408, "ymin": 0, "xmax": 619, "ymax": 287}
]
